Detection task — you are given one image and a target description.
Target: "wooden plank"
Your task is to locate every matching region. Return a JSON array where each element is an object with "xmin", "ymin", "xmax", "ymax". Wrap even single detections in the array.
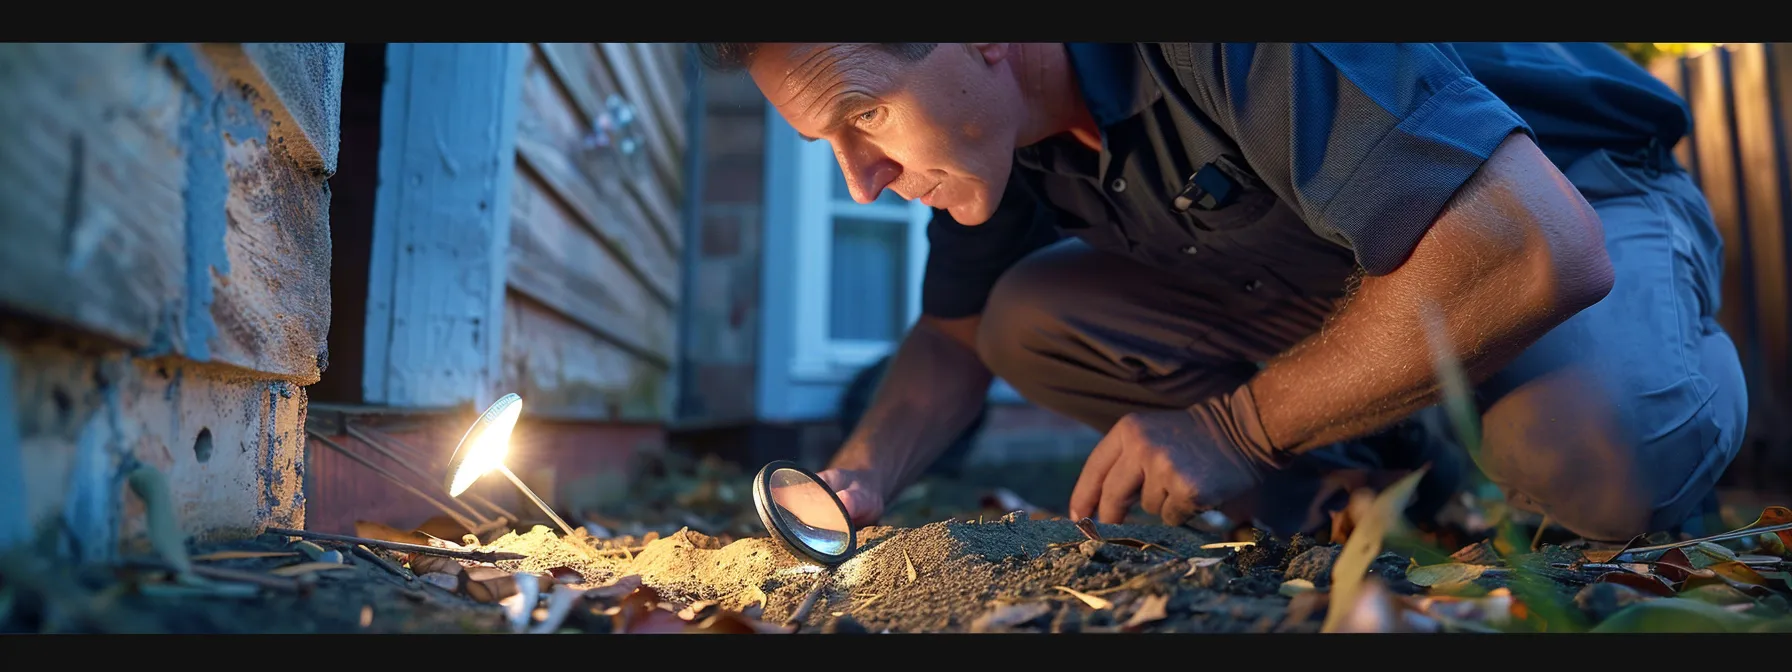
[
  {"xmin": 645, "ymin": 43, "xmax": 689, "ymax": 119},
  {"xmin": 363, "ymin": 43, "xmax": 527, "ymax": 408},
  {"xmin": 1731, "ymin": 43, "xmax": 1792, "ymax": 443},
  {"xmin": 1685, "ymin": 47, "xmax": 1766, "ymax": 438},
  {"xmin": 517, "ymin": 53, "xmax": 679, "ymax": 304},
  {"xmin": 629, "ymin": 41, "xmax": 687, "ymax": 154},
  {"xmin": 0, "ymin": 43, "xmax": 334, "ymax": 381},
  {"xmin": 0, "ymin": 43, "xmax": 187, "ymax": 350},
  {"xmin": 598, "ymin": 43, "xmax": 683, "ymax": 193},
  {"xmin": 1647, "ymin": 54, "xmax": 1698, "ymax": 177},
  {"xmin": 507, "ymin": 167, "xmax": 675, "ymax": 366},
  {"xmin": 534, "ymin": 43, "xmax": 684, "ymax": 255},
  {"xmin": 501, "ymin": 292, "xmax": 668, "ymax": 421}
]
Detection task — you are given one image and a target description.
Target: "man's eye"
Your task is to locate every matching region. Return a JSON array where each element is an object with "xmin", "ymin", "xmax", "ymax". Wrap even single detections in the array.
[{"xmin": 858, "ymin": 108, "xmax": 880, "ymax": 123}]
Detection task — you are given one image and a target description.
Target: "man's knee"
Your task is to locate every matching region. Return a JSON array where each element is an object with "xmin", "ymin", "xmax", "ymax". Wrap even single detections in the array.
[
  {"xmin": 974, "ymin": 248, "xmax": 1089, "ymax": 389},
  {"xmin": 1479, "ymin": 330, "xmax": 1748, "ymax": 541}
]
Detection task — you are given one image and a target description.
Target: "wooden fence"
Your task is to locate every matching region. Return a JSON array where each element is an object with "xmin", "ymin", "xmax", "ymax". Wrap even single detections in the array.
[{"xmin": 1647, "ymin": 44, "xmax": 1792, "ymax": 491}]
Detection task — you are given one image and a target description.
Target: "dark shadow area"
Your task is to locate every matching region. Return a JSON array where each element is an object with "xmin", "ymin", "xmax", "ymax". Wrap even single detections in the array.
[{"xmin": 314, "ymin": 43, "xmax": 387, "ymax": 404}]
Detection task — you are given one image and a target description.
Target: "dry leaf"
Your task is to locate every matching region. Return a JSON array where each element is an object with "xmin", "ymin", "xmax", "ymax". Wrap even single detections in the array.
[
  {"xmin": 1122, "ymin": 593, "xmax": 1170, "ymax": 630},
  {"xmin": 971, "ymin": 602, "xmax": 1053, "ymax": 633},
  {"xmin": 1321, "ymin": 466, "xmax": 1430, "ymax": 633},
  {"xmin": 269, "ymin": 562, "xmax": 355, "ymax": 577},
  {"xmin": 1054, "ymin": 586, "xmax": 1113, "ymax": 610},
  {"xmin": 192, "ymin": 551, "xmax": 299, "ymax": 561},
  {"xmin": 1075, "ymin": 517, "xmax": 1102, "ymax": 541},
  {"xmin": 584, "ymin": 574, "xmax": 643, "ymax": 601},
  {"xmin": 1200, "ymin": 541, "xmax": 1256, "ymax": 550},
  {"xmin": 678, "ymin": 600, "xmax": 718, "ymax": 621},
  {"xmin": 408, "ymin": 555, "xmax": 465, "ymax": 577},
  {"xmin": 1449, "ymin": 540, "xmax": 1502, "ymax": 566},
  {"xmin": 1407, "ymin": 563, "xmax": 1490, "ymax": 587},
  {"xmin": 1596, "ymin": 571, "xmax": 1677, "ymax": 597},
  {"xmin": 689, "ymin": 611, "xmax": 794, "ymax": 634},
  {"xmin": 545, "ymin": 566, "xmax": 584, "ymax": 584},
  {"xmin": 1682, "ymin": 542, "xmax": 1738, "ymax": 569},
  {"xmin": 465, "ymin": 567, "xmax": 518, "ymax": 604},
  {"xmin": 903, "ymin": 550, "xmax": 917, "ymax": 584},
  {"xmin": 615, "ymin": 586, "xmax": 687, "ymax": 634}
]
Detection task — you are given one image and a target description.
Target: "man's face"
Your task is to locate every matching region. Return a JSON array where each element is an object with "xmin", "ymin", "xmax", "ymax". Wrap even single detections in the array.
[{"xmin": 747, "ymin": 43, "xmax": 1025, "ymax": 225}]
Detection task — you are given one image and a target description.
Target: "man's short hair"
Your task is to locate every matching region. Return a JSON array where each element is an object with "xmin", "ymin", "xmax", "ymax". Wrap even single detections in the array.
[{"xmin": 694, "ymin": 43, "xmax": 939, "ymax": 72}]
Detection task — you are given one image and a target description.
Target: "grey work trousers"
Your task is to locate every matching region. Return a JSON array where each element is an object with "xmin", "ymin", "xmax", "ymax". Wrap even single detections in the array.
[{"xmin": 974, "ymin": 148, "xmax": 1748, "ymax": 542}]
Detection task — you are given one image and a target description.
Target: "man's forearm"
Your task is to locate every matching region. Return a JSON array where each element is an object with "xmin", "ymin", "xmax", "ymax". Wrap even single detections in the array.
[
  {"xmin": 829, "ymin": 315, "xmax": 994, "ymax": 496},
  {"xmin": 1243, "ymin": 133, "xmax": 1615, "ymax": 455}
]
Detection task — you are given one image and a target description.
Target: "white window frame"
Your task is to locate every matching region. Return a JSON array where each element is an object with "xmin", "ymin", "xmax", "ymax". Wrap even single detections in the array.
[{"xmin": 787, "ymin": 139, "xmax": 931, "ymax": 384}]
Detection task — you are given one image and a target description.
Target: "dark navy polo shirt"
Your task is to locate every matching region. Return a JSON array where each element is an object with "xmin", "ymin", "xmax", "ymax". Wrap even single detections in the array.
[{"xmin": 919, "ymin": 42, "xmax": 1693, "ymax": 320}]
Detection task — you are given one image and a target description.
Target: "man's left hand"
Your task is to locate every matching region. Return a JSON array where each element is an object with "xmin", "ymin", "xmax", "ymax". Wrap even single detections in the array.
[{"xmin": 1068, "ymin": 389, "xmax": 1285, "ymax": 526}]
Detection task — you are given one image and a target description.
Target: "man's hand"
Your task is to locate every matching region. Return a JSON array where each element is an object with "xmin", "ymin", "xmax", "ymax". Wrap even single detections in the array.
[
  {"xmin": 816, "ymin": 467, "xmax": 888, "ymax": 527},
  {"xmin": 1069, "ymin": 389, "xmax": 1285, "ymax": 526}
]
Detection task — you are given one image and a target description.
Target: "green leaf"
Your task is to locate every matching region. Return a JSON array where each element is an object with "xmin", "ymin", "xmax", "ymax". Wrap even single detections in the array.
[
  {"xmin": 1322, "ymin": 467, "xmax": 1429, "ymax": 633},
  {"xmin": 1590, "ymin": 597, "xmax": 1763, "ymax": 633}
]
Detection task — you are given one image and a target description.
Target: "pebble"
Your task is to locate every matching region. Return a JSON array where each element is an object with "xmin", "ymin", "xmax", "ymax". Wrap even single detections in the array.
[
  {"xmin": 319, "ymin": 550, "xmax": 344, "ymax": 564},
  {"xmin": 1284, "ymin": 546, "xmax": 1340, "ymax": 586},
  {"xmin": 291, "ymin": 541, "xmax": 327, "ymax": 561}
]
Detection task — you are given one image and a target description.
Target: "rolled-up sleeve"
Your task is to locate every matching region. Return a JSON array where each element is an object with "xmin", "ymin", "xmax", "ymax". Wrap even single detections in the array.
[
  {"xmin": 1175, "ymin": 43, "xmax": 1533, "ymax": 275},
  {"xmin": 921, "ymin": 167, "xmax": 1062, "ymax": 319}
]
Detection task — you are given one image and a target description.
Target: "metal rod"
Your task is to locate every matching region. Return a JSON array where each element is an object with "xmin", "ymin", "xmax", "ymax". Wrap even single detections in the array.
[
  {"xmin": 264, "ymin": 527, "xmax": 528, "ymax": 563},
  {"xmin": 352, "ymin": 422, "xmax": 521, "ymax": 522},
  {"xmin": 305, "ymin": 430, "xmax": 480, "ymax": 531},
  {"xmin": 495, "ymin": 464, "xmax": 578, "ymax": 538},
  {"xmin": 1615, "ymin": 521, "xmax": 1792, "ymax": 559},
  {"xmin": 343, "ymin": 425, "xmax": 491, "ymax": 525}
]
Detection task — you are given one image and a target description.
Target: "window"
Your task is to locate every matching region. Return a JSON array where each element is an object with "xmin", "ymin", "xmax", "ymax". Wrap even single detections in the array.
[{"xmin": 787, "ymin": 138, "xmax": 930, "ymax": 383}]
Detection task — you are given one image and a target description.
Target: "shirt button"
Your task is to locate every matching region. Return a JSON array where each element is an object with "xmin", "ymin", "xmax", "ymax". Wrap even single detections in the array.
[
  {"xmin": 1242, "ymin": 279, "xmax": 1262, "ymax": 292},
  {"xmin": 1110, "ymin": 178, "xmax": 1126, "ymax": 192},
  {"xmin": 1179, "ymin": 245, "xmax": 1198, "ymax": 255}
]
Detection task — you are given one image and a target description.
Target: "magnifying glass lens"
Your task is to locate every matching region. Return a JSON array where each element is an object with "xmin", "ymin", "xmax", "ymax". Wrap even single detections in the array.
[{"xmin": 767, "ymin": 468, "xmax": 851, "ymax": 556}]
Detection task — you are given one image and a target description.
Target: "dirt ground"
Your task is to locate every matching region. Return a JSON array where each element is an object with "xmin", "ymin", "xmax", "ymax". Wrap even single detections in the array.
[{"xmin": 4, "ymin": 451, "xmax": 1790, "ymax": 634}]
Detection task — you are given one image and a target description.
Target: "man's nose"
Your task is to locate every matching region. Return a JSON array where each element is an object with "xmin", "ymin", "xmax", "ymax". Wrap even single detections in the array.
[{"xmin": 841, "ymin": 159, "xmax": 899, "ymax": 204}]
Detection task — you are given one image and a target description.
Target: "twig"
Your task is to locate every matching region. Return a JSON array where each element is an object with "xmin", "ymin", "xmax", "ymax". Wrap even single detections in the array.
[
  {"xmin": 785, "ymin": 572, "xmax": 830, "ymax": 631},
  {"xmin": 351, "ymin": 422, "xmax": 522, "ymax": 522},
  {"xmin": 343, "ymin": 425, "xmax": 491, "ymax": 526},
  {"xmin": 264, "ymin": 527, "xmax": 528, "ymax": 563},
  {"xmin": 305, "ymin": 430, "xmax": 480, "ymax": 531},
  {"xmin": 353, "ymin": 544, "xmax": 415, "ymax": 581},
  {"xmin": 122, "ymin": 557, "xmax": 303, "ymax": 592}
]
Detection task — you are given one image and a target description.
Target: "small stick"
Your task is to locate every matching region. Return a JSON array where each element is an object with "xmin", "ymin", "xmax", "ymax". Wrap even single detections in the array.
[
  {"xmin": 265, "ymin": 527, "xmax": 528, "ymax": 563},
  {"xmin": 353, "ymin": 544, "xmax": 415, "ymax": 581},
  {"xmin": 123, "ymin": 557, "xmax": 303, "ymax": 592},
  {"xmin": 305, "ymin": 430, "xmax": 480, "ymax": 531},
  {"xmin": 343, "ymin": 425, "xmax": 491, "ymax": 526},
  {"xmin": 785, "ymin": 571, "xmax": 832, "ymax": 631},
  {"xmin": 352, "ymin": 422, "xmax": 521, "ymax": 522}
]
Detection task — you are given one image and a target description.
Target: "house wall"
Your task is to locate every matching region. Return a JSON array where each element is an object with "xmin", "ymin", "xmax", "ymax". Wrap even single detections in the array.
[
  {"xmin": 303, "ymin": 43, "xmax": 693, "ymax": 535},
  {"xmin": 0, "ymin": 43, "xmax": 341, "ymax": 558}
]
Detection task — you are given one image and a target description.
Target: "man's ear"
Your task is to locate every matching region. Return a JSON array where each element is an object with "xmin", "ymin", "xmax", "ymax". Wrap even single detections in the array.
[{"xmin": 971, "ymin": 43, "xmax": 1010, "ymax": 65}]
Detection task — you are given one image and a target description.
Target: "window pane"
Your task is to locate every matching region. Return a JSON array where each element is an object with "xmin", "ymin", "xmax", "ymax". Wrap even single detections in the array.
[
  {"xmin": 830, "ymin": 157, "xmax": 908, "ymax": 207},
  {"xmin": 828, "ymin": 217, "xmax": 908, "ymax": 342}
]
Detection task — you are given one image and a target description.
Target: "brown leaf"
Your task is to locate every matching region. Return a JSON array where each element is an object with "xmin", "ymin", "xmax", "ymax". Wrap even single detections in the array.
[
  {"xmin": 614, "ymin": 586, "xmax": 687, "ymax": 634},
  {"xmin": 585, "ymin": 574, "xmax": 643, "ymax": 601},
  {"xmin": 1749, "ymin": 506, "xmax": 1792, "ymax": 557},
  {"xmin": 408, "ymin": 555, "xmax": 466, "ymax": 577},
  {"xmin": 903, "ymin": 550, "xmax": 917, "ymax": 584},
  {"xmin": 1054, "ymin": 586, "xmax": 1113, "ymax": 610},
  {"xmin": 545, "ymin": 566, "xmax": 585, "ymax": 584},
  {"xmin": 1685, "ymin": 561, "xmax": 1776, "ymax": 597},
  {"xmin": 269, "ymin": 562, "xmax": 355, "ymax": 577},
  {"xmin": 1449, "ymin": 540, "xmax": 1502, "ymax": 566},
  {"xmin": 1122, "ymin": 593, "xmax": 1170, "ymax": 630},
  {"xmin": 192, "ymin": 551, "xmax": 299, "ymax": 561},
  {"xmin": 689, "ymin": 610, "xmax": 793, "ymax": 634},
  {"xmin": 465, "ymin": 567, "xmax": 518, "ymax": 604},
  {"xmin": 971, "ymin": 602, "xmax": 1054, "ymax": 633},
  {"xmin": 1596, "ymin": 570, "xmax": 1677, "ymax": 597},
  {"xmin": 1075, "ymin": 517, "xmax": 1102, "ymax": 541}
]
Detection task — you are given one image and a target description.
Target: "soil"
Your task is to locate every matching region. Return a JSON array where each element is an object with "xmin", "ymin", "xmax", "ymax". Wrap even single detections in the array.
[{"xmin": 5, "ymin": 450, "xmax": 1789, "ymax": 634}]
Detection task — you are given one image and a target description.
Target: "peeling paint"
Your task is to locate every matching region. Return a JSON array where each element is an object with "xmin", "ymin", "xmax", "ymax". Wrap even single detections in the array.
[{"xmin": 149, "ymin": 43, "xmax": 267, "ymax": 365}]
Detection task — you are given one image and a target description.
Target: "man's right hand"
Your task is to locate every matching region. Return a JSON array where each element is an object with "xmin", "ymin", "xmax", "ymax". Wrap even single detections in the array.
[{"xmin": 816, "ymin": 467, "xmax": 887, "ymax": 527}]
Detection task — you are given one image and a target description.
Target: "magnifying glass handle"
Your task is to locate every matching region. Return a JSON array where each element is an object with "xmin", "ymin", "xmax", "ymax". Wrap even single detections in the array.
[{"xmin": 496, "ymin": 464, "xmax": 580, "ymax": 539}]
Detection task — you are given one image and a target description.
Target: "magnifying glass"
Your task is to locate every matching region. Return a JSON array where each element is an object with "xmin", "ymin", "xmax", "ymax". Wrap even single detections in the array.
[
  {"xmin": 443, "ymin": 393, "xmax": 579, "ymax": 538},
  {"xmin": 752, "ymin": 460, "xmax": 857, "ymax": 566}
]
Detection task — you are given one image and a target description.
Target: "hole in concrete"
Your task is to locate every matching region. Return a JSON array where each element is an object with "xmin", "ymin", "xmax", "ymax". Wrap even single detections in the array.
[
  {"xmin": 52, "ymin": 388, "xmax": 72, "ymax": 421},
  {"xmin": 194, "ymin": 427, "xmax": 214, "ymax": 463}
]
